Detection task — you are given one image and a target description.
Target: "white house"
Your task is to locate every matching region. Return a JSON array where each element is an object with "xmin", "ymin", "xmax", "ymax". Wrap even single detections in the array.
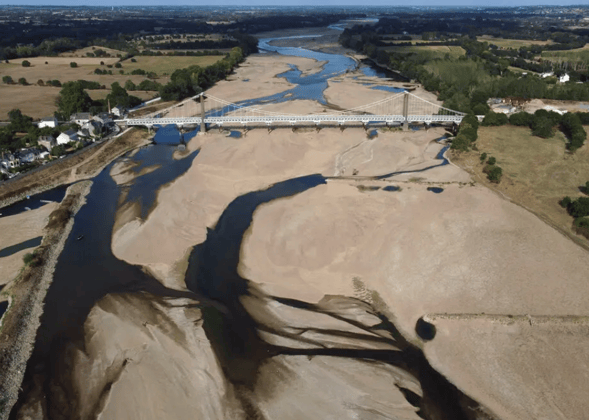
[
  {"xmin": 38, "ymin": 116, "xmax": 58, "ymax": 128},
  {"xmin": 111, "ymin": 105, "xmax": 126, "ymax": 117},
  {"xmin": 0, "ymin": 153, "xmax": 20, "ymax": 169},
  {"xmin": 559, "ymin": 73, "xmax": 570, "ymax": 83},
  {"xmin": 38, "ymin": 135, "xmax": 56, "ymax": 152},
  {"xmin": 70, "ymin": 112, "xmax": 92, "ymax": 126},
  {"xmin": 39, "ymin": 151, "xmax": 50, "ymax": 160},
  {"xmin": 57, "ymin": 129, "xmax": 79, "ymax": 145},
  {"xmin": 541, "ymin": 71, "xmax": 554, "ymax": 79}
]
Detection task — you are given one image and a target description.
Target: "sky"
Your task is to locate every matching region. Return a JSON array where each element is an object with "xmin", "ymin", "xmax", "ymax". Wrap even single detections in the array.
[{"xmin": 1, "ymin": 0, "xmax": 587, "ymax": 6}]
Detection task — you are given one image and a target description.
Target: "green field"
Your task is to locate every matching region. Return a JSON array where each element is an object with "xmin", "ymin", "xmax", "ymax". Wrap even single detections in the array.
[
  {"xmin": 382, "ymin": 45, "xmax": 465, "ymax": 59},
  {"xmin": 478, "ymin": 37, "xmax": 553, "ymax": 49},
  {"xmin": 120, "ymin": 55, "xmax": 225, "ymax": 76},
  {"xmin": 541, "ymin": 46, "xmax": 589, "ymax": 64}
]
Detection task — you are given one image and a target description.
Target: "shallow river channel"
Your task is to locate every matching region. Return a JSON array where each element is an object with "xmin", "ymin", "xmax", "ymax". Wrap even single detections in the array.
[{"xmin": 9, "ymin": 35, "xmax": 487, "ymax": 420}]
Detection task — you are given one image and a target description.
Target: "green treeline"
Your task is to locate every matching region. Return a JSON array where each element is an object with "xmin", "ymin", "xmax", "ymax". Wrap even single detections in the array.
[{"xmin": 159, "ymin": 47, "xmax": 245, "ymax": 101}]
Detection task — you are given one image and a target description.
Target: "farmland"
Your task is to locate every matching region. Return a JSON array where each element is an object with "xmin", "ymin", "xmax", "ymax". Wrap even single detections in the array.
[
  {"xmin": 382, "ymin": 44, "xmax": 465, "ymax": 59},
  {"xmin": 477, "ymin": 36, "xmax": 554, "ymax": 49},
  {"xmin": 119, "ymin": 55, "xmax": 225, "ymax": 75}
]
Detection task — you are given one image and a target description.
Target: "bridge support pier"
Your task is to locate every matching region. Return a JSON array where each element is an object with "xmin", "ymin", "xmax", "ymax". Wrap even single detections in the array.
[
  {"xmin": 403, "ymin": 91, "xmax": 409, "ymax": 131},
  {"xmin": 198, "ymin": 93, "xmax": 206, "ymax": 135}
]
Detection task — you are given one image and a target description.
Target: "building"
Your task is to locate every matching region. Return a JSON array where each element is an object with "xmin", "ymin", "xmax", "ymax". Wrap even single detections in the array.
[
  {"xmin": 18, "ymin": 148, "xmax": 40, "ymax": 163},
  {"xmin": 38, "ymin": 116, "xmax": 58, "ymax": 128},
  {"xmin": 38, "ymin": 135, "xmax": 56, "ymax": 152},
  {"xmin": 0, "ymin": 153, "xmax": 20, "ymax": 169},
  {"xmin": 70, "ymin": 112, "xmax": 93, "ymax": 126},
  {"xmin": 57, "ymin": 129, "xmax": 79, "ymax": 145},
  {"xmin": 78, "ymin": 120, "xmax": 102, "ymax": 139},
  {"xmin": 559, "ymin": 73, "xmax": 570, "ymax": 83},
  {"xmin": 541, "ymin": 71, "xmax": 554, "ymax": 79},
  {"xmin": 111, "ymin": 105, "xmax": 126, "ymax": 117}
]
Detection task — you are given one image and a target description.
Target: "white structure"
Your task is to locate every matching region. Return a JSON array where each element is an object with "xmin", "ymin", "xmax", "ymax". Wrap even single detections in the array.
[
  {"xmin": 38, "ymin": 116, "xmax": 58, "ymax": 128},
  {"xmin": 78, "ymin": 121, "xmax": 102, "ymax": 139},
  {"xmin": 57, "ymin": 129, "xmax": 79, "ymax": 145},
  {"xmin": 541, "ymin": 71, "xmax": 554, "ymax": 79},
  {"xmin": 70, "ymin": 112, "xmax": 92, "ymax": 126},
  {"xmin": 559, "ymin": 73, "xmax": 570, "ymax": 83},
  {"xmin": 112, "ymin": 105, "xmax": 126, "ymax": 117},
  {"xmin": 39, "ymin": 151, "xmax": 50, "ymax": 160},
  {"xmin": 0, "ymin": 153, "xmax": 20, "ymax": 169},
  {"xmin": 38, "ymin": 135, "xmax": 56, "ymax": 152}
]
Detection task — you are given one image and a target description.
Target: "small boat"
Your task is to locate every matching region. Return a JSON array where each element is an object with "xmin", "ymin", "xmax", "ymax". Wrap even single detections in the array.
[{"xmin": 76, "ymin": 235, "xmax": 84, "ymax": 241}]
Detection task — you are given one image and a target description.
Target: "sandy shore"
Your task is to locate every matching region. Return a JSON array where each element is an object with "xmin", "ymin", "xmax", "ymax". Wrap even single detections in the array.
[{"xmin": 0, "ymin": 203, "xmax": 58, "ymax": 287}]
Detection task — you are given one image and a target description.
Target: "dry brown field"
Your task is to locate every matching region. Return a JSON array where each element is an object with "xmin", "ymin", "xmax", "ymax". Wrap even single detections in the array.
[
  {"xmin": 477, "ymin": 36, "xmax": 554, "ymax": 49},
  {"xmin": 451, "ymin": 125, "xmax": 589, "ymax": 250},
  {"xmin": 0, "ymin": 85, "xmax": 60, "ymax": 119},
  {"xmin": 87, "ymin": 89, "xmax": 156, "ymax": 102}
]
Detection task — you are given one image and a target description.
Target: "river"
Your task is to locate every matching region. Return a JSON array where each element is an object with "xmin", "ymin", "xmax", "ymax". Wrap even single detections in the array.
[{"xmin": 9, "ymin": 34, "xmax": 485, "ymax": 420}]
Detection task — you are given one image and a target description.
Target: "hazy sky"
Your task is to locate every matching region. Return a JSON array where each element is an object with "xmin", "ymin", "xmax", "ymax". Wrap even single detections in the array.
[{"xmin": 2, "ymin": 0, "xmax": 587, "ymax": 6}]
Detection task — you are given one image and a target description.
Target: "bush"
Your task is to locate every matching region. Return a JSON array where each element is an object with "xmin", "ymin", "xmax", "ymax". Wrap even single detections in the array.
[
  {"xmin": 100, "ymin": 61, "xmax": 104, "ymax": 65},
  {"xmin": 509, "ymin": 112, "xmax": 534, "ymax": 126},
  {"xmin": 567, "ymin": 197, "xmax": 589, "ymax": 218},
  {"xmin": 479, "ymin": 152, "xmax": 487, "ymax": 162},
  {"xmin": 481, "ymin": 111, "xmax": 509, "ymax": 126},
  {"xmin": 561, "ymin": 113, "xmax": 586, "ymax": 152},
  {"xmin": 94, "ymin": 68, "xmax": 103, "ymax": 75},
  {"xmin": 486, "ymin": 165, "xmax": 503, "ymax": 183},
  {"xmin": 2, "ymin": 75, "xmax": 13, "ymax": 84},
  {"xmin": 575, "ymin": 112, "xmax": 589, "ymax": 125},
  {"xmin": 560, "ymin": 196, "xmax": 572, "ymax": 208},
  {"xmin": 531, "ymin": 116, "xmax": 554, "ymax": 138},
  {"xmin": 573, "ymin": 217, "xmax": 589, "ymax": 239},
  {"xmin": 115, "ymin": 62, "xmax": 122, "ymax": 68},
  {"xmin": 487, "ymin": 156, "xmax": 496, "ymax": 165},
  {"xmin": 450, "ymin": 134, "xmax": 471, "ymax": 151},
  {"xmin": 70, "ymin": 62, "xmax": 77, "ymax": 68},
  {"xmin": 22, "ymin": 60, "xmax": 31, "ymax": 67},
  {"xmin": 51, "ymin": 145, "xmax": 66, "ymax": 156},
  {"xmin": 460, "ymin": 126, "xmax": 478, "ymax": 143},
  {"xmin": 23, "ymin": 253, "xmax": 34, "ymax": 265},
  {"xmin": 131, "ymin": 58, "xmax": 137, "ymax": 62},
  {"xmin": 18, "ymin": 77, "xmax": 27, "ymax": 85},
  {"xmin": 37, "ymin": 79, "xmax": 44, "ymax": 86},
  {"xmin": 131, "ymin": 68, "xmax": 146, "ymax": 75}
]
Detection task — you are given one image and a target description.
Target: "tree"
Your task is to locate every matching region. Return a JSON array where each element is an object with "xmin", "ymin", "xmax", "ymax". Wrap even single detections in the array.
[
  {"xmin": 115, "ymin": 62, "xmax": 122, "ymax": 68},
  {"xmin": 567, "ymin": 197, "xmax": 589, "ymax": 218},
  {"xmin": 8, "ymin": 109, "xmax": 33, "ymax": 132},
  {"xmin": 480, "ymin": 152, "xmax": 487, "ymax": 163},
  {"xmin": 482, "ymin": 112, "xmax": 509, "ymax": 126},
  {"xmin": 560, "ymin": 196, "xmax": 572, "ymax": 208},
  {"xmin": 531, "ymin": 117, "xmax": 555, "ymax": 138},
  {"xmin": 2, "ymin": 75, "xmax": 13, "ymax": 84},
  {"xmin": 51, "ymin": 145, "xmax": 66, "ymax": 156},
  {"xmin": 37, "ymin": 79, "xmax": 44, "ymax": 86},
  {"xmin": 70, "ymin": 62, "xmax": 77, "ymax": 68},
  {"xmin": 487, "ymin": 156, "xmax": 496, "ymax": 165},
  {"xmin": 18, "ymin": 77, "xmax": 27, "ymax": 85},
  {"xmin": 57, "ymin": 81, "xmax": 93, "ymax": 118},
  {"xmin": 509, "ymin": 112, "xmax": 534, "ymax": 127},
  {"xmin": 124, "ymin": 80, "xmax": 136, "ymax": 91},
  {"xmin": 22, "ymin": 60, "xmax": 31, "ymax": 67}
]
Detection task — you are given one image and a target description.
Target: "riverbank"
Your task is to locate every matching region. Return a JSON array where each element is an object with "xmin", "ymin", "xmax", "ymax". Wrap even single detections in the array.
[
  {"xmin": 0, "ymin": 128, "xmax": 150, "ymax": 210},
  {"xmin": 0, "ymin": 180, "xmax": 92, "ymax": 419}
]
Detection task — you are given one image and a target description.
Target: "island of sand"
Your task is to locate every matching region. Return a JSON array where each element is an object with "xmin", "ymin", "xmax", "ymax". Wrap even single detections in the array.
[{"xmin": 6, "ymin": 45, "xmax": 589, "ymax": 420}]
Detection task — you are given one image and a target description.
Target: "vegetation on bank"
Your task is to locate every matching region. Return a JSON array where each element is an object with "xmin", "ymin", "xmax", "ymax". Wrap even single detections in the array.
[{"xmin": 560, "ymin": 187, "xmax": 589, "ymax": 239}]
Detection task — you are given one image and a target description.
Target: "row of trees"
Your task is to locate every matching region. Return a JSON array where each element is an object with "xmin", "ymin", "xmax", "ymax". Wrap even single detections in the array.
[{"xmin": 560, "ymin": 186, "xmax": 589, "ymax": 239}]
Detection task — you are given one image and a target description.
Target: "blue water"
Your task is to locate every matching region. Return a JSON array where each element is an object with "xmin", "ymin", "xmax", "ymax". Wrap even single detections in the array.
[
  {"xmin": 0, "ymin": 300, "xmax": 8, "ymax": 319},
  {"xmin": 0, "ymin": 186, "xmax": 68, "ymax": 218},
  {"xmin": 427, "ymin": 187, "xmax": 444, "ymax": 194},
  {"xmin": 383, "ymin": 185, "xmax": 401, "ymax": 192}
]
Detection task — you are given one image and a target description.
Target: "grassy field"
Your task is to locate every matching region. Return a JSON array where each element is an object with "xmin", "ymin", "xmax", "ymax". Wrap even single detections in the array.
[
  {"xmin": 0, "ymin": 85, "xmax": 60, "ymax": 119},
  {"xmin": 87, "ymin": 89, "xmax": 156, "ymax": 102},
  {"xmin": 541, "ymin": 46, "xmax": 589, "ymax": 64},
  {"xmin": 477, "ymin": 36, "xmax": 553, "ymax": 49},
  {"xmin": 451, "ymin": 125, "xmax": 589, "ymax": 249},
  {"xmin": 120, "ymin": 55, "xmax": 225, "ymax": 75},
  {"xmin": 382, "ymin": 45, "xmax": 465, "ymax": 58}
]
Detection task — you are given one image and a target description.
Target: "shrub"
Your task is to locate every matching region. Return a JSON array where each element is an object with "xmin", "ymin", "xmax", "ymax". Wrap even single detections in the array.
[
  {"xmin": 567, "ymin": 197, "xmax": 589, "ymax": 218},
  {"xmin": 22, "ymin": 60, "xmax": 31, "ymax": 67},
  {"xmin": 450, "ymin": 134, "xmax": 471, "ymax": 151},
  {"xmin": 131, "ymin": 68, "xmax": 146, "ymax": 75},
  {"xmin": 51, "ymin": 145, "xmax": 66, "ymax": 156},
  {"xmin": 107, "ymin": 64, "xmax": 113, "ymax": 68},
  {"xmin": 560, "ymin": 196, "xmax": 572, "ymax": 208},
  {"xmin": 486, "ymin": 165, "xmax": 503, "ymax": 183},
  {"xmin": 573, "ymin": 217, "xmax": 589, "ymax": 239},
  {"xmin": 2, "ymin": 75, "xmax": 13, "ymax": 84},
  {"xmin": 23, "ymin": 253, "xmax": 34, "ymax": 265},
  {"xmin": 94, "ymin": 68, "xmax": 103, "ymax": 75},
  {"xmin": 487, "ymin": 156, "xmax": 496, "ymax": 165},
  {"xmin": 45, "ymin": 61, "xmax": 48, "ymax": 65},
  {"xmin": 37, "ymin": 79, "xmax": 44, "ymax": 86},
  {"xmin": 70, "ymin": 62, "xmax": 77, "ymax": 68},
  {"xmin": 460, "ymin": 126, "xmax": 478, "ymax": 143},
  {"xmin": 480, "ymin": 152, "xmax": 487, "ymax": 163},
  {"xmin": 100, "ymin": 61, "xmax": 104, "ymax": 65},
  {"xmin": 575, "ymin": 112, "xmax": 589, "ymax": 125},
  {"xmin": 18, "ymin": 77, "xmax": 27, "ymax": 85},
  {"xmin": 115, "ymin": 62, "xmax": 122, "ymax": 68},
  {"xmin": 509, "ymin": 112, "xmax": 534, "ymax": 127},
  {"xmin": 482, "ymin": 111, "xmax": 509, "ymax": 126},
  {"xmin": 131, "ymin": 58, "xmax": 137, "ymax": 62}
]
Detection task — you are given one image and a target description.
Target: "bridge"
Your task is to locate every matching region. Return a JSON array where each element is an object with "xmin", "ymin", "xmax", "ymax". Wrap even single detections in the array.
[{"xmin": 125, "ymin": 91, "xmax": 466, "ymax": 131}]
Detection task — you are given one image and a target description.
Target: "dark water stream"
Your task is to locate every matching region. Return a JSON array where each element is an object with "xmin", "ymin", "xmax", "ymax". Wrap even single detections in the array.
[
  {"xmin": 10, "ymin": 34, "xmax": 489, "ymax": 420},
  {"xmin": 0, "ymin": 186, "xmax": 68, "ymax": 218}
]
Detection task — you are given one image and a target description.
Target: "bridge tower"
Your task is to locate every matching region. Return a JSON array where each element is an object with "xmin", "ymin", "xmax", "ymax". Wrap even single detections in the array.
[
  {"xmin": 402, "ymin": 92, "xmax": 409, "ymax": 131},
  {"xmin": 198, "ymin": 93, "xmax": 206, "ymax": 135}
]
